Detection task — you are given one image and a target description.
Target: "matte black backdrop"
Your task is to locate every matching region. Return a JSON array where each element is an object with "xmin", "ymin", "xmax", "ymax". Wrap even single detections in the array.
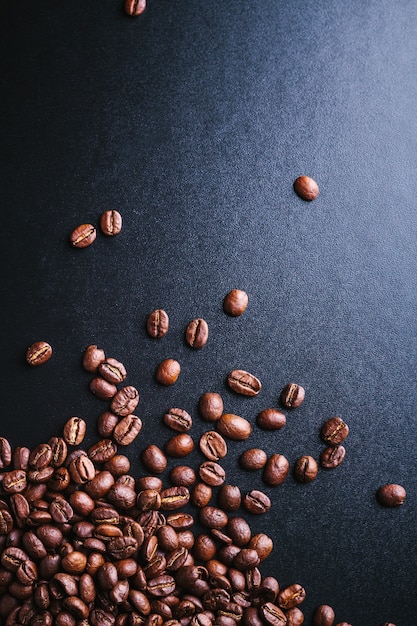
[{"xmin": 1, "ymin": 1, "xmax": 417, "ymax": 624}]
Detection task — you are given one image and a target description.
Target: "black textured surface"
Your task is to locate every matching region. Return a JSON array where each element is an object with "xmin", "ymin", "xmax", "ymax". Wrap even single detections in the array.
[{"xmin": 1, "ymin": 1, "xmax": 417, "ymax": 624}]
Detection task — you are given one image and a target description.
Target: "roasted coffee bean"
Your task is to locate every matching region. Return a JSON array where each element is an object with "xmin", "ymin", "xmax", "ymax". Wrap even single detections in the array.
[
  {"xmin": 155, "ymin": 359, "xmax": 181, "ymax": 386},
  {"xmin": 185, "ymin": 318, "xmax": 209, "ymax": 349},
  {"xmin": 88, "ymin": 439, "xmax": 117, "ymax": 463},
  {"xmin": 100, "ymin": 210, "xmax": 122, "ymax": 236},
  {"xmin": 68, "ymin": 454, "xmax": 95, "ymax": 484},
  {"xmin": 199, "ymin": 461, "xmax": 226, "ymax": 487},
  {"xmin": 113, "ymin": 415, "xmax": 142, "ymax": 445},
  {"xmin": 103, "ymin": 454, "xmax": 131, "ymax": 477},
  {"xmin": 1, "ymin": 546, "xmax": 29, "ymax": 571},
  {"xmin": 107, "ymin": 483, "xmax": 137, "ymax": 510},
  {"xmin": 169, "ymin": 465, "xmax": 196, "ymax": 487},
  {"xmin": 321, "ymin": 417, "xmax": 349, "ymax": 446},
  {"xmin": 26, "ymin": 341, "xmax": 53, "ymax": 366},
  {"xmin": 320, "ymin": 445, "xmax": 346, "ymax": 469},
  {"xmin": 99, "ymin": 357, "xmax": 127, "ymax": 384},
  {"xmin": 69, "ymin": 491, "xmax": 95, "ymax": 516},
  {"xmin": 164, "ymin": 408, "xmax": 193, "ymax": 432},
  {"xmin": 136, "ymin": 488, "xmax": 162, "ymax": 512},
  {"xmin": 227, "ymin": 370, "xmax": 262, "ymax": 397},
  {"xmin": 293, "ymin": 175, "xmax": 319, "ymax": 201},
  {"xmin": 63, "ymin": 417, "xmax": 87, "ymax": 446},
  {"xmin": 198, "ymin": 392, "xmax": 224, "ymax": 422},
  {"xmin": 147, "ymin": 309, "xmax": 169, "ymax": 338},
  {"xmin": 191, "ymin": 482, "xmax": 212, "ymax": 508},
  {"xmin": 199, "ymin": 431, "xmax": 228, "ymax": 461},
  {"xmin": 85, "ymin": 471, "xmax": 115, "ymax": 499},
  {"xmin": 217, "ymin": 484, "xmax": 242, "ymax": 512},
  {"xmin": 160, "ymin": 486, "xmax": 190, "ymax": 510},
  {"xmin": 223, "ymin": 289, "xmax": 248, "ymax": 316},
  {"xmin": 260, "ymin": 602, "xmax": 287, "ymax": 625},
  {"xmin": 243, "ymin": 490, "xmax": 271, "ymax": 515},
  {"xmin": 83, "ymin": 345, "xmax": 106, "ymax": 372},
  {"xmin": 227, "ymin": 517, "xmax": 252, "ymax": 547},
  {"xmin": 70, "ymin": 223, "xmax": 96, "ymax": 248},
  {"xmin": 256, "ymin": 408, "xmax": 286, "ymax": 431},
  {"xmin": 280, "ymin": 383, "xmax": 305, "ymax": 409},
  {"xmin": 312, "ymin": 604, "xmax": 335, "ymax": 626},
  {"xmin": 286, "ymin": 607, "xmax": 305, "ymax": 625},
  {"xmin": 97, "ymin": 562, "xmax": 119, "ymax": 590},
  {"xmin": 239, "ymin": 449, "xmax": 267, "ymax": 471},
  {"xmin": 28, "ymin": 465, "xmax": 54, "ymax": 483},
  {"xmin": 124, "ymin": 0, "xmax": 146, "ymax": 17},
  {"xmin": 277, "ymin": 584, "xmax": 306, "ymax": 609},
  {"xmin": 141, "ymin": 445, "xmax": 168, "ymax": 473},
  {"xmin": 233, "ymin": 548, "xmax": 260, "ymax": 571},
  {"xmin": 199, "ymin": 506, "xmax": 228, "ymax": 530},
  {"xmin": 377, "ymin": 483, "xmax": 406, "ymax": 507},
  {"xmin": 97, "ymin": 411, "xmax": 119, "ymax": 438},
  {"xmin": 61, "ymin": 550, "xmax": 87, "ymax": 574},
  {"xmin": 63, "ymin": 596, "xmax": 89, "ymax": 619},
  {"xmin": 12, "ymin": 445, "xmax": 30, "ymax": 470},
  {"xmin": 248, "ymin": 534, "xmax": 274, "ymax": 561},
  {"xmin": 193, "ymin": 534, "xmax": 216, "ymax": 562},
  {"xmin": 0, "ymin": 508, "xmax": 13, "ymax": 534},
  {"xmin": 3, "ymin": 469, "xmax": 27, "ymax": 494},
  {"xmin": 48, "ymin": 437, "xmax": 68, "ymax": 467},
  {"xmin": 108, "ymin": 535, "xmax": 139, "ymax": 559},
  {"xmin": 293, "ymin": 456, "xmax": 318, "ymax": 484},
  {"xmin": 0, "ymin": 437, "xmax": 12, "ymax": 470},
  {"xmin": 262, "ymin": 454, "xmax": 289, "ymax": 486},
  {"xmin": 111, "ymin": 386, "xmax": 140, "ymax": 416},
  {"xmin": 165, "ymin": 434, "xmax": 194, "ymax": 458},
  {"xmin": 147, "ymin": 574, "xmax": 176, "ymax": 597},
  {"xmin": 90, "ymin": 376, "xmax": 118, "ymax": 400},
  {"xmin": 217, "ymin": 414, "xmax": 252, "ymax": 441},
  {"xmin": 242, "ymin": 607, "xmax": 264, "ymax": 626},
  {"xmin": 50, "ymin": 497, "xmax": 73, "ymax": 523}
]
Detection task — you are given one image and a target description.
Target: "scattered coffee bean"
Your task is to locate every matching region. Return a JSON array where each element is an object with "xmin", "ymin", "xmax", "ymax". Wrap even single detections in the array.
[
  {"xmin": 277, "ymin": 583, "xmax": 306, "ymax": 609},
  {"xmin": 70, "ymin": 223, "xmax": 96, "ymax": 248},
  {"xmin": 312, "ymin": 604, "xmax": 336, "ymax": 626},
  {"xmin": 239, "ymin": 448, "xmax": 267, "ymax": 471},
  {"xmin": 199, "ymin": 431, "xmax": 227, "ymax": 461},
  {"xmin": 260, "ymin": 601, "xmax": 287, "ymax": 624},
  {"xmin": 321, "ymin": 417, "xmax": 349, "ymax": 446},
  {"xmin": 191, "ymin": 482, "xmax": 213, "ymax": 508},
  {"xmin": 293, "ymin": 175, "xmax": 320, "ymax": 201},
  {"xmin": 113, "ymin": 414, "xmax": 142, "ymax": 445},
  {"xmin": 262, "ymin": 454, "xmax": 290, "ymax": 486},
  {"xmin": 165, "ymin": 434, "xmax": 194, "ymax": 458},
  {"xmin": 243, "ymin": 490, "xmax": 271, "ymax": 515},
  {"xmin": 147, "ymin": 309, "xmax": 169, "ymax": 338},
  {"xmin": 223, "ymin": 289, "xmax": 248, "ymax": 316},
  {"xmin": 89, "ymin": 376, "xmax": 118, "ymax": 400},
  {"xmin": 199, "ymin": 506, "xmax": 229, "ymax": 529},
  {"xmin": 164, "ymin": 408, "xmax": 193, "ymax": 432},
  {"xmin": 293, "ymin": 455, "xmax": 318, "ymax": 483},
  {"xmin": 110, "ymin": 385, "xmax": 139, "ymax": 416},
  {"xmin": 377, "ymin": 483, "xmax": 406, "ymax": 508},
  {"xmin": 155, "ymin": 359, "xmax": 181, "ymax": 385},
  {"xmin": 217, "ymin": 484, "xmax": 242, "ymax": 511},
  {"xmin": 280, "ymin": 383, "xmax": 305, "ymax": 409},
  {"xmin": 25, "ymin": 341, "xmax": 52, "ymax": 366},
  {"xmin": 100, "ymin": 210, "xmax": 122, "ymax": 236},
  {"xmin": 63, "ymin": 417, "xmax": 87, "ymax": 446},
  {"xmin": 227, "ymin": 369, "xmax": 262, "ymax": 396},
  {"xmin": 82, "ymin": 344, "xmax": 106, "ymax": 372},
  {"xmin": 124, "ymin": 0, "xmax": 146, "ymax": 16},
  {"xmin": 169, "ymin": 465, "xmax": 196, "ymax": 487},
  {"xmin": 217, "ymin": 413, "xmax": 252, "ymax": 441},
  {"xmin": 141, "ymin": 445, "xmax": 167, "ymax": 474},
  {"xmin": 98, "ymin": 357, "xmax": 127, "ymax": 384},
  {"xmin": 97, "ymin": 411, "xmax": 119, "ymax": 438},
  {"xmin": 199, "ymin": 461, "xmax": 226, "ymax": 487},
  {"xmin": 198, "ymin": 392, "xmax": 224, "ymax": 421},
  {"xmin": 320, "ymin": 445, "xmax": 346, "ymax": 469},
  {"xmin": 185, "ymin": 318, "xmax": 209, "ymax": 349},
  {"xmin": 256, "ymin": 408, "xmax": 286, "ymax": 430}
]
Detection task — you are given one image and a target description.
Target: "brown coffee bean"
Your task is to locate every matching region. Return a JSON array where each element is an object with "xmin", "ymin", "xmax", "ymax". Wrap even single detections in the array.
[
  {"xmin": 243, "ymin": 490, "xmax": 271, "ymax": 515},
  {"xmin": 111, "ymin": 385, "xmax": 140, "ymax": 416},
  {"xmin": 199, "ymin": 461, "xmax": 226, "ymax": 487},
  {"xmin": 147, "ymin": 309, "xmax": 169, "ymax": 338},
  {"xmin": 88, "ymin": 439, "xmax": 117, "ymax": 464},
  {"xmin": 233, "ymin": 548, "xmax": 260, "ymax": 571},
  {"xmin": 63, "ymin": 417, "xmax": 87, "ymax": 446},
  {"xmin": 164, "ymin": 408, "xmax": 193, "ymax": 432},
  {"xmin": 160, "ymin": 486, "xmax": 190, "ymax": 510},
  {"xmin": 26, "ymin": 341, "xmax": 52, "ymax": 366},
  {"xmin": 256, "ymin": 408, "xmax": 286, "ymax": 431},
  {"xmin": 89, "ymin": 376, "xmax": 118, "ymax": 400},
  {"xmin": 85, "ymin": 471, "xmax": 115, "ymax": 499},
  {"xmin": 293, "ymin": 175, "xmax": 319, "ymax": 201},
  {"xmin": 140, "ymin": 446, "xmax": 167, "ymax": 476},
  {"xmin": 217, "ymin": 414, "xmax": 252, "ymax": 441},
  {"xmin": 97, "ymin": 411, "xmax": 118, "ymax": 438},
  {"xmin": 199, "ymin": 506, "xmax": 228, "ymax": 530},
  {"xmin": 70, "ymin": 223, "xmax": 96, "ymax": 248},
  {"xmin": 3, "ymin": 469, "xmax": 27, "ymax": 494},
  {"xmin": 198, "ymin": 392, "xmax": 224, "ymax": 422},
  {"xmin": 0, "ymin": 509, "xmax": 14, "ymax": 534},
  {"xmin": 285, "ymin": 607, "xmax": 305, "ymax": 626},
  {"xmin": 98, "ymin": 357, "xmax": 127, "ymax": 384},
  {"xmin": 29, "ymin": 443, "xmax": 52, "ymax": 469},
  {"xmin": 320, "ymin": 445, "xmax": 346, "ymax": 469},
  {"xmin": 191, "ymin": 482, "xmax": 212, "ymax": 508},
  {"xmin": 223, "ymin": 289, "xmax": 248, "ymax": 316},
  {"xmin": 69, "ymin": 491, "xmax": 95, "ymax": 516},
  {"xmin": 68, "ymin": 454, "xmax": 95, "ymax": 484},
  {"xmin": 169, "ymin": 465, "xmax": 196, "ymax": 487},
  {"xmin": 48, "ymin": 436, "xmax": 68, "ymax": 467},
  {"xmin": 165, "ymin": 434, "xmax": 194, "ymax": 458},
  {"xmin": 280, "ymin": 383, "xmax": 305, "ymax": 409},
  {"xmin": 227, "ymin": 517, "xmax": 252, "ymax": 547},
  {"xmin": 377, "ymin": 483, "xmax": 406, "ymax": 507},
  {"xmin": 217, "ymin": 484, "xmax": 241, "ymax": 512},
  {"xmin": 124, "ymin": 0, "xmax": 146, "ymax": 17},
  {"xmin": 50, "ymin": 497, "xmax": 73, "ymax": 524},
  {"xmin": 277, "ymin": 584, "xmax": 306, "ymax": 610},
  {"xmin": 185, "ymin": 318, "xmax": 209, "ymax": 349},
  {"xmin": 199, "ymin": 431, "xmax": 227, "ymax": 461},
  {"xmin": 227, "ymin": 370, "xmax": 262, "ymax": 397},
  {"xmin": 0, "ymin": 437, "xmax": 12, "ymax": 468},
  {"xmin": 260, "ymin": 602, "xmax": 287, "ymax": 625},
  {"xmin": 293, "ymin": 455, "xmax": 318, "ymax": 483},
  {"xmin": 113, "ymin": 415, "xmax": 142, "ymax": 445},
  {"xmin": 239, "ymin": 449, "xmax": 267, "ymax": 471},
  {"xmin": 100, "ymin": 210, "xmax": 122, "ymax": 236},
  {"xmin": 321, "ymin": 417, "xmax": 349, "ymax": 446},
  {"xmin": 262, "ymin": 454, "xmax": 290, "ymax": 486},
  {"xmin": 312, "ymin": 604, "xmax": 335, "ymax": 626},
  {"xmin": 248, "ymin": 533, "xmax": 274, "ymax": 561},
  {"xmin": 155, "ymin": 359, "xmax": 181, "ymax": 385},
  {"xmin": 83, "ymin": 345, "xmax": 106, "ymax": 372}
]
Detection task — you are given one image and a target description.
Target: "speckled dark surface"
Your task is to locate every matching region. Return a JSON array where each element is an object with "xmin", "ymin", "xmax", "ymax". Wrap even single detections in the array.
[{"xmin": 1, "ymin": 1, "xmax": 417, "ymax": 623}]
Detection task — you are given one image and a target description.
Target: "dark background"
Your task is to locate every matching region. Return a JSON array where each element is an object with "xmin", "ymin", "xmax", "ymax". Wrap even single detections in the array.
[{"xmin": 1, "ymin": 1, "xmax": 417, "ymax": 624}]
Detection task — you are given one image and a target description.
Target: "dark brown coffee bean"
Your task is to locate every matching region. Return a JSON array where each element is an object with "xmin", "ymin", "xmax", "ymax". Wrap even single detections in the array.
[
  {"xmin": 103, "ymin": 453, "xmax": 130, "ymax": 477},
  {"xmin": 12, "ymin": 444, "xmax": 29, "ymax": 470},
  {"xmin": 233, "ymin": 548, "xmax": 260, "ymax": 571},
  {"xmin": 85, "ymin": 470, "xmax": 115, "ymax": 499},
  {"xmin": 113, "ymin": 415, "xmax": 142, "ymax": 445},
  {"xmin": 63, "ymin": 596, "xmax": 89, "ymax": 619},
  {"xmin": 141, "ymin": 445, "xmax": 168, "ymax": 473},
  {"xmin": 63, "ymin": 417, "xmax": 87, "ymax": 446},
  {"xmin": 243, "ymin": 490, "xmax": 271, "ymax": 515},
  {"xmin": 280, "ymin": 383, "xmax": 305, "ymax": 409},
  {"xmin": 262, "ymin": 454, "xmax": 290, "ymax": 486},
  {"xmin": 0, "ymin": 508, "xmax": 13, "ymax": 534},
  {"xmin": 90, "ymin": 376, "xmax": 118, "ymax": 400},
  {"xmin": 1, "ymin": 546, "xmax": 28, "ymax": 571},
  {"xmin": 320, "ymin": 445, "xmax": 346, "ymax": 469},
  {"xmin": 198, "ymin": 392, "xmax": 224, "ymax": 421},
  {"xmin": 26, "ymin": 341, "xmax": 52, "ymax": 366},
  {"xmin": 83, "ymin": 345, "xmax": 106, "ymax": 372},
  {"xmin": 88, "ymin": 439, "xmax": 117, "ymax": 463},
  {"xmin": 199, "ymin": 431, "xmax": 228, "ymax": 461},
  {"xmin": 68, "ymin": 454, "xmax": 95, "ymax": 484},
  {"xmin": 147, "ymin": 574, "xmax": 176, "ymax": 597},
  {"xmin": 223, "ymin": 289, "xmax": 248, "ymax": 316},
  {"xmin": 260, "ymin": 602, "xmax": 287, "ymax": 625},
  {"xmin": 124, "ymin": 0, "xmax": 146, "ymax": 17},
  {"xmin": 165, "ymin": 434, "xmax": 194, "ymax": 458},
  {"xmin": 97, "ymin": 411, "xmax": 118, "ymax": 438},
  {"xmin": 29, "ymin": 443, "xmax": 52, "ymax": 470},
  {"xmin": 48, "ymin": 436, "xmax": 68, "ymax": 467},
  {"xmin": 285, "ymin": 607, "xmax": 305, "ymax": 625},
  {"xmin": 50, "ymin": 497, "xmax": 73, "ymax": 523},
  {"xmin": 168, "ymin": 465, "xmax": 196, "ymax": 488},
  {"xmin": 61, "ymin": 550, "xmax": 87, "ymax": 574},
  {"xmin": 321, "ymin": 417, "xmax": 349, "ymax": 446},
  {"xmin": 248, "ymin": 533, "xmax": 274, "ymax": 561},
  {"xmin": 164, "ymin": 408, "xmax": 193, "ymax": 432},
  {"xmin": 227, "ymin": 517, "xmax": 252, "ymax": 546},
  {"xmin": 3, "ymin": 469, "xmax": 27, "ymax": 494},
  {"xmin": 217, "ymin": 414, "xmax": 252, "ymax": 441},
  {"xmin": 166, "ymin": 512, "xmax": 194, "ymax": 530},
  {"xmin": 277, "ymin": 584, "xmax": 306, "ymax": 609},
  {"xmin": 293, "ymin": 175, "xmax": 319, "ymax": 201},
  {"xmin": 242, "ymin": 607, "xmax": 263, "ymax": 626},
  {"xmin": 100, "ymin": 210, "xmax": 122, "ymax": 236},
  {"xmin": 155, "ymin": 359, "xmax": 181, "ymax": 385},
  {"xmin": 111, "ymin": 386, "xmax": 140, "ymax": 416},
  {"xmin": 256, "ymin": 408, "xmax": 286, "ymax": 431},
  {"xmin": 227, "ymin": 370, "xmax": 262, "ymax": 397},
  {"xmin": 107, "ymin": 483, "xmax": 137, "ymax": 510},
  {"xmin": 239, "ymin": 448, "xmax": 267, "ymax": 471},
  {"xmin": 312, "ymin": 604, "xmax": 335, "ymax": 626},
  {"xmin": 191, "ymin": 482, "xmax": 212, "ymax": 508},
  {"xmin": 160, "ymin": 486, "xmax": 190, "ymax": 510},
  {"xmin": 293, "ymin": 455, "xmax": 318, "ymax": 483},
  {"xmin": 70, "ymin": 223, "xmax": 96, "ymax": 248},
  {"xmin": 69, "ymin": 491, "xmax": 95, "ymax": 516},
  {"xmin": 377, "ymin": 483, "xmax": 406, "ymax": 507},
  {"xmin": 147, "ymin": 309, "xmax": 169, "ymax": 338},
  {"xmin": 217, "ymin": 484, "xmax": 241, "ymax": 512},
  {"xmin": 185, "ymin": 318, "xmax": 209, "ymax": 349},
  {"xmin": 199, "ymin": 506, "xmax": 228, "ymax": 530},
  {"xmin": 99, "ymin": 357, "xmax": 127, "ymax": 384},
  {"xmin": 199, "ymin": 461, "xmax": 226, "ymax": 487}
]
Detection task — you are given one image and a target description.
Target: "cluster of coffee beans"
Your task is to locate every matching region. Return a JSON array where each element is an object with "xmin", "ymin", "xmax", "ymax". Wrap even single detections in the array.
[{"xmin": 70, "ymin": 211, "xmax": 123, "ymax": 249}]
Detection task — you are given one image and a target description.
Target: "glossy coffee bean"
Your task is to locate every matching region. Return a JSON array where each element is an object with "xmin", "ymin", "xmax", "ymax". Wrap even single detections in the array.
[
  {"xmin": 111, "ymin": 385, "xmax": 140, "ymax": 416},
  {"xmin": 285, "ymin": 607, "xmax": 305, "ymax": 625},
  {"xmin": 70, "ymin": 223, "xmax": 96, "ymax": 248},
  {"xmin": 89, "ymin": 376, "xmax": 118, "ymax": 400},
  {"xmin": 321, "ymin": 417, "xmax": 349, "ymax": 446},
  {"xmin": 280, "ymin": 383, "xmax": 305, "ymax": 409},
  {"xmin": 217, "ymin": 414, "xmax": 252, "ymax": 441},
  {"xmin": 199, "ymin": 431, "xmax": 227, "ymax": 461},
  {"xmin": 141, "ymin": 445, "xmax": 167, "ymax": 474},
  {"xmin": 293, "ymin": 455, "xmax": 318, "ymax": 483},
  {"xmin": 88, "ymin": 439, "xmax": 117, "ymax": 464},
  {"xmin": 312, "ymin": 604, "xmax": 335, "ymax": 626},
  {"xmin": 320, "ymin": 445, "xmax": 346, "ymax": 469},
  {"xmin": 217, "ymin": 484, "xmax": 242, "ymax": 511},
  {"xmin": 124, "ymin": 0, "xmax": 146, "ymax": 16},
  {"xmin": 98, "ymin": 357, "xmax": 127, "ymax": 384},
  {"xmin": 160, "ymin": 486, "xmax": 190, "ymax": 510},
  {"xmin": 26, "ymin": 341, "xmax": 52, "ymax": 366},
  {"xmin": 113, "ymin": 415, "xmax": 142, "ymax": 445},
  {"xmin": 239, "ymin": 448, "xmax": 267, "ymax": 471},
  {"xmin": 277, "ymin": 584, "xmax": 306, "ymax": 609},
  {"xmin": 243, "ymin": 490, "xmax": 271, "ymax": 515},
  {"xmin": 262, "ymin": 454, "xmax": 290, "ymax": 486},
  {"xmin": 169, "ymin": 465, "xmax": 196, "ymax": 487},
  {"xmin": 147, "ymin": 309, "xmax": 169, "ymax": 338},
  {"xmin": 63, "ymin": 417, "xmax": 87, "ymax": 446},
  {"xmin": 198, "ymin": 392, "xmax": 224, "ymax": 421},
  {"xmin": 155, "ymin": 359, "xmax": 181, "ymax": 385},
  {"xmin": 293, "ymin": 175, "xmax": 320, "ymax": 201},
  {"xmin": 248, "ymin": 533, "xmax": 274, "ymax": 561},
  {"xmin": 260, "ymin": 602, "xmax": 287, "ymax": 625},
  {"xmin": 256, "ymin": 408, "xmax": 286, "ymax": 431},
  {"xmin": 185, "ymin": 318, "xmax": 209, "ymax": 349},
  {"xmin": 164, "ymin": 408, "xmax": 192, "ymax": 432},
  {"xmin": 164, "ymin": 434, "xmax": 194, "ymax": 458},
  {"xmin": 377, "ymin": 483, "xmax": 406, "ymax": 507},
  {"xmin": 100, "ymin": 210, "xmax": 122, "ymax": 236},
  {"xmin": 199, "ymin": 461, "xmax": 226, "ymax": 487},
  {"xmin": 191, "ymin": 482, "xmax": 212, "ymax": 508},
  {"xmin": 97, "ymin": 411, "xmax": 118, "ymax": 438},
  {"xmin": 227, "ymin": 370, "xmax": 262, "ymax": 396},
  {"xmin": 223, "ymin": 288, "xmax": 249, "ymax": 317},
  {"xmin": 199, "ymin": 506, "xmax": 228, "ymax": 530},
  {"xmin": 82, "ymin": 345, "xmax": 106, "ymax": 372}
]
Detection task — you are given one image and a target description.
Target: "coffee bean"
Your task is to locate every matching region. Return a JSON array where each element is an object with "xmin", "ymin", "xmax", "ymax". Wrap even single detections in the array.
[
  {"xmin": 141, "ymin": 445, "xmax": 167, "ymax": 474},
  {"xmin": 83, "ymin": 345, "xmax": 106, "ymax": 372},
  {"xmin": 185, "ymin": 318, "xmax": 209, "ymax": 349},
  {"xmin": 100, "ymin": 210, "xmax": 122, "ymax": 236},
  {"xmin": 147, "ymin": 309, "xmax": 169, "ymax": 338},
  {"xmin": 85, "ymin": 471, "xmax": 115, "ymax": 499},
  {"xmin": 293, "ymin": 175, "xmax": 320, "ymax": 201},
  {"xmin": 70, "ymin": 223, "xmax": 96, "ymax": 248},
  {"xmin": 256, "ymin": 408, "xmax": 286, "ymax": 431},
  {"xmin": 277, "ymin": 584, "xmax": 306, "ymax": 609},
  {"xmin": 239, "ymin": 448, "xmax": 267, "ymax": 471},
  {"xmin": 48, "ymin": 436, "xmax": 68, "ymax": 467},
  {"xmin": 124, "ymin": 0, "xmax": 146, "ymax": 17},
  {"xmin": 243, "ymin": 490, "xmax": 271, "ymax": 515},
  {"xmin": 89, "ymin": 376, "xmax": 118, "ymax": 400},
  {"xmin": 223, "ymin": 289, "xmax": 248, "ymax": 317},
  {"xmin": 293, "ymin": 455, "xmax": 318, "ymax": 484},
  {"xmin": 26, "ymin": 341, "xmax": 52, "ymax": 366},
  {"xmin": 248, "ymin": 533, "xmax": 274, "ymax": 561},
  {"xmin": 88, "ymin": 439, "xmax": 117, "ymax": 464},
  {"xmin": 217, "ymin": 414, "xmax": 252, "ymax": 441},
  {"xmin": 199, "ymin": 506, "xmax": 228, "ymax": 530},
  {"xmin": 169, "ymin": 465, "xmax": 196, "ymax": 487},
  {"xmin": 227, "ymin": 370, "xmax": 262, "ymax": 396},
  {"xmin": 155, "ymin": 359, "xmax": 181, "ymax": 385},
  {"xmin": 262, "ymin": 454, "xmax": 289, "ymax": 486},
  {"xmin": 164, "ymin": 408, "xmax": 193, "ymax": 432},
  {"xmin": 0, "ymin": 437, "xmax": 13, "ymax": 469},
  {"xmin": 160, "ymin": 486, "xmax": 190, "ymax": 510},
  {"xmin": 199, "ymin": 431, "xmax": 227, "ymax": 461},
  {"xmin": 191, "ymin": 482, "xmax": 213, "ymax": 508},
  {"xmin": 312, "ymin": 604, "xmax": 335, "ymax": 626},
  {"xmin": 199, "ymin": 461, "xmax": 226, "ymax": 487},
  {"xmin": 164, "ymin": 434, "xmax": 194, "ymax": 458},
  {"xmin": 321, "ymin": 417, "xmax": 349, "ymax": 446},
  {"xmin": 280, "ymin": 383, "xmax": 305, "ymax": 409},
  {"xmin": 68, "ymin": 454, "xmax": 95, "ymax": 484},
  {"xmin": 260, "ymin": 602, "xmax": 287, "ymax": 625},
  {"xmin": 377, "ymin": 483, "xmax": 406, "ymax": 507},
  {"xmin": 50, "ymin": 497, "xmax": 74, "ymax": 524},
  {"xmin": 113, "ymin": 415, "xmax": 142, "ymax": 445},
  {"xmin": 198, "ymin": 392, "xmax": 224, "ymax": 421},
  {"xmin": 63, "ymin": 417, "xmax": 87, "ymax": 446},
  {"xmin": 3, "ymin": 469, "xmax": 27, "ymax": 494},
  {"xmin": 285, "ymin": 607, "xmax": 305, "ymax": 625},
  {"xmin": 98, "ymin": 358, "xmax": 127, "ymax": 384},
  {"xmin": 217, "ymin": 484, "xmax": 242, "ymax": 512},
  {"xmin": 111, "ymin": 385, "xmax": 140, "ymax": 416},
  {"xmin": 320, "ymin": 445, "xmax": 346, "ymax": 469}
]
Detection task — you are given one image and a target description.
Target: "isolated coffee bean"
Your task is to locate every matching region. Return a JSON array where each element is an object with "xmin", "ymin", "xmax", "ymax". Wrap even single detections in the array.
[
  {"xmin": 312, "ymin": 604, "xmax": 335, "ymax": 626},
  {"xmin": 89, "ymin": 376, "xmax": 118, "ymax": 400},
  {"xmin": 277, "ymin": 584, "xmax": 306, "ymax": 609},
  {"xmin": 321, "ymin": 417, "xmax": 349, "ymax": 446},
  {"xmin": 100, "ymin": 210, "xmax": 122, "ymax": 236},
  {"xmin": 262, "ymin": 454, "xmax": 289, "ymax": 486},
  {"xmin": 199, "ymin": 431, "xmax": 227, "ymax": 461},
  {"xmin": 70, "ymin": 223, "xmax": 96, "ymax": 248},
  {"xmin": 124, "ymin": 0, "xmax": 146, "ymax": 16},
  {"xmin": 256, "ymin": 408, "xmax": 286, "ymax": 431},
  {"xmin": 164, "ymin": 434, "xmax": 194, "ymax": 458},
  {"xmin": 113, "ymin": 415, "xmax": 142, "ymax": 445},
  {"xmin": 63, "ymin": 417, "xmax": 87, "ymax": 446},
  {"xmin": 155, "ymin": 359, "xmax": 181, "ymax": 386},
  {"xmin": 243, "ymin": 490, "xmax": 271, "ymax": 515},
  {"xmin": 227, "ymin": 370, "xmax": 262, "ymax": 397},
  {"xmin": 239, "ymin": 448, "xmax": 267, "ymax": 471},
  {"xmin": 147, "ymin": 309, "xmax": 169, "ymax": 338},
  {"xmin": 164, "ymin": 408, "xmax": 193, "ymax": 432},
  {"xmin": 377, "ymin": 483, "xmax": 406, "ymax": 507},
  {"xmin": 320, "ymin": 445, "xmax": 346, "ymax": 469},
  {"xmin": 141, "ymin": 445, "xmax": 168, "ymax": 474},
  {"xmin": 217, "ymin": 484, "xmax": 242, "ymax": 511},
  {"xmin": 280, "ymin": 383, "xmax": 305, "ymax": 409},
  {"xmin": 83, "ymin": 345, "xmax": 106, "ymax": 372},
  {"xmin": 293, "ymin": 455, "xmax": 318, "ymax": 483},
  {"xmin": 217, "ymin": 414, "xmax": 252, "ymax": 441},
  {"xmin": 26, "ymin": 341, "xmax": 52, "ymax": 366},
  {"xmin": 111, "ymin": 385, "xmax": 140, "ymax": 416},
  {"xmin": 185, "ymin": 318, "xmax": 209, "ymax": 349},
  {"xmin": 98, "ymin": 358, "xmax": 127, "ymax": 384},
  {"xmin": 293, "ymin": 175, "xmax": 320, "ymax": 201},
  {"xmin": 198, "ymin": 392, "xmax": 224, "ymax": 421},
  {"xmin": 223, "ymin": 289, "xmax": 248, "ymax": 317}
]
